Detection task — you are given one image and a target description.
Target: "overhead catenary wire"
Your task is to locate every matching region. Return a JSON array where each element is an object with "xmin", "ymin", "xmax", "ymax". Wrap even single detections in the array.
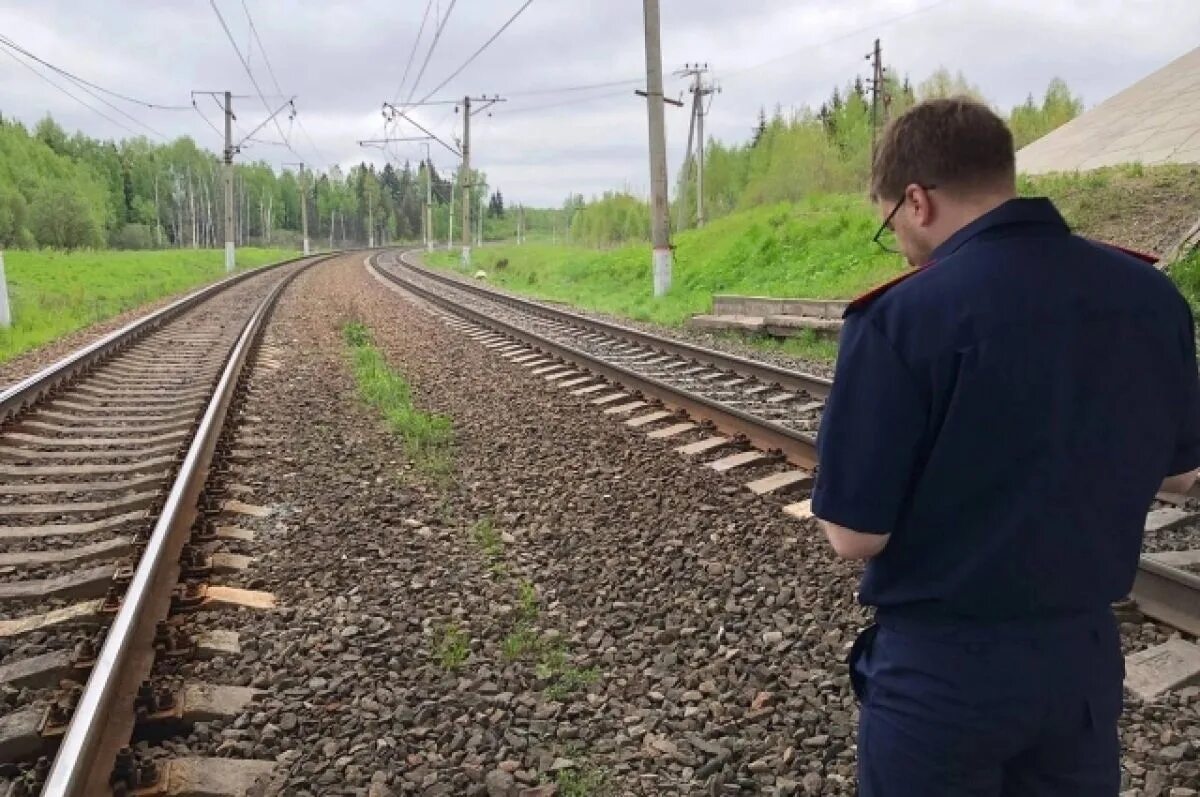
[
  {"xmin": 241, "ymin": 0, "xmax": 285, "ymax": 96},
  {"xmin": 403, "ymin": 0, "xmax": 459, "ymax": 108},
  {"xmin": 209, "ymin": 0, "xmax": 296, "ymax": 154},
  {"xmin": 721, "ymin": 0, "xmax": 956, "ymax": 80},
  {"xmin": 1, "ymin": 45, "xmax": 148, "ymax": 139},
  {"xmin": 0, "ymin": 33, "xmax": 191, "ymax": 111},
  {"xmin": 413, "ymin": 0, "xmax": 534, "ymax": 106},
  {"xmin": 393, "ymin": 0, "xmax": 436, "ymax": 105}
]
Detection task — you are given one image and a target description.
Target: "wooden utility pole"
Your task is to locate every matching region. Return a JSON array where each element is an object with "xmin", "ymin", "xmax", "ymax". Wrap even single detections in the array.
[
  {"xmin": 642, "ymin": 0, "xmax": 672, "ymax": 297},
  {"xmin": 223, "ymin": 90, "xmax": 235, "ymax": 272}
]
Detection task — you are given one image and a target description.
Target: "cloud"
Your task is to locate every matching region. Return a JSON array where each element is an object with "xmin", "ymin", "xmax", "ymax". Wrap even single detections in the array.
[{"xmin": 1, "ymin": 0, "xmax": 1197, "ymax": 206}]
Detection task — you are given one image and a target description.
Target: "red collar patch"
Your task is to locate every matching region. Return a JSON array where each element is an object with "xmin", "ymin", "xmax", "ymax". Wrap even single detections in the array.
[
  {"xmin": 1093, "ymin": 240, "xmax": 1159, "ymax": 265},
  {"xmin": 845, "ymin": 264, "xmax": 931, "ymax": 315}
]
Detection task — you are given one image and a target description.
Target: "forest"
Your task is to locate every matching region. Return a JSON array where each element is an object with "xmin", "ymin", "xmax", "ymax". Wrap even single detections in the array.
[
  {"xmin": 0, "ymin": 113, "xmax": 509, "ymax": 251},
  {"xmin": 561, "ymin": 68, "xmax": 1084, "ymax": 247}
]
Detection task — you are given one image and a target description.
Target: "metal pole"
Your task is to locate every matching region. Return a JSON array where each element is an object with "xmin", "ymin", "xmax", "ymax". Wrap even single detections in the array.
[
  {"xmin": 642, "ymin": 0, "xmax": 672, "ymax": 296},
  {"xmin": 870, "ymin": 38, "xmax": 882, "ymax": 165},
  {"xmin": 0, "ymin": 251, "xmax": 10, "ymax": 329},
  {"xmin": 461, "ymin": 96, "xmax": 472, "ymax": 268},
  {"xmin": 299, "ymin": 164, "xmax": 310, "ymax": 255},
  {"xmin": 425, "ymin": 144, "xmax": 434, "ymax": 252},
  {"xmin": 368, "ymin": 191, "xmax": 375, "ymax": 249},
  {"xmin": 697, "ymin": 80, "xmax": 705, "ymax": 228},
  {"xmin": 448, "ymin": 178, "xmax": 456, "ymax": 251},
  {"xmin": 223, "ymin": 91, "xmax": 235, "ymax": 272}
]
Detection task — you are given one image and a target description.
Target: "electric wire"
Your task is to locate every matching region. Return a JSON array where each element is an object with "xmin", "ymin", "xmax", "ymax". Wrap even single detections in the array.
[
  {"xmin": 392, "ymin": 0, "xmax": 436, "ymax": 104},
  {"xmin": 403, "ymin": 0, "xmax": 459, "ymax": 108},
  {"xmin": 0, "ymin": 33, "xmax": 191, "ymax": 110},
  {"xmin": 414, "ymin": 0, "xmax": 534, "ymax": 106},
  {"xmin": 1, "ymin": 45, "xmax": 146, "ymax": 138}
]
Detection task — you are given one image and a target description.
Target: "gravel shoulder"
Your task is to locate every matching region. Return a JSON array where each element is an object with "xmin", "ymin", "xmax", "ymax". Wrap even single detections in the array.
[{"xmin": 164, "ymin": 252, "xmax": 1199, "ymax": 796}]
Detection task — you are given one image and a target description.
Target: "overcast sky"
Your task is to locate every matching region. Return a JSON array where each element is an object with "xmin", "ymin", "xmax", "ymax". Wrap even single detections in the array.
[{"xmin": 1, "ymin": 0, "xmax": 1198, "ymax": 207}]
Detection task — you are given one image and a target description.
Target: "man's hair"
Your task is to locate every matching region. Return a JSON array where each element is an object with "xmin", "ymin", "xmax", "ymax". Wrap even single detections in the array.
[{"xmin": 870, "ymin": 97, "xmax": 1015, "ymax": 202}]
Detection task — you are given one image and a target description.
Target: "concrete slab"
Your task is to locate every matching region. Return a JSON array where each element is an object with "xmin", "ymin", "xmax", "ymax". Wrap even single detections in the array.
[
  {"xmin": 688, "ymin": 315, "xmax": 766, "ymax": 333},
  {"xmin": 1018, "ymin": 46, "xmax": 1200, "ymax": 174},
  {"xmin": 590, "ymin": 393, "xmax": 628, "ymax": 406},
  {"xmin": 181, "ymin": 683, "xmax": 261, "ymax": 722},
  {"xmin": 0, "ymin": 649, "xmax": 75, "ymax": 690},
  {"xmin": 556, "ymin": 377, "xmax": 594, "ymax": 390},
  {"xmin": 783, "ymin": 500, "xmax": 814, "ymax": 521},
  {"xmin": 626, "ymin": 411, "xmax": 674, "ymax": 428},
  {"xmin": 0, "ymin": 564, "xmax": 115, "ymax": 604},
  {"xmin": 709, "ymin": 450, "xmax": 768, "ymax": 472},
  {"xmin": 1125, "ymin": 638, "xmax": 1200, "ymax": 701},
  {"xmin": 1146, "ymin": 550, "xmax": 1200, "ymax": 568},
  {"xmin": 571, "ymin": 384, "xmax": 609, "ymax": 396},
  {"xmin": 1145, "ymin": 507, "xmax": 1195, "ymax": 533},
  {"xmin": 603, "ymin": 401, "xmax": 648, "ymax": 416},
  {"xmin": 203, "ymin": 586, "xmax": 276, "ymax": 611},
  {"xmin": 0, "ymin": 510, "xmax": 148, "ymax": 542},
  {"xmin": 196, "ymin": 629, "xmax": 241, "ymax": 659},
  {"xmin": 676, "ymin": 437, "xmax": 732, "ymax": 456},
  {"xmin": 745, "ymin": 470, "xmax": 814, "ymax": 496},
  {"xmin": 0, "ymin": 707, "xmax": 48, "ymax": 764},
  {"xmin": 222, "ymin": 500, "xmax": 271, "ymax": 519},
  {"xmin": 0, "ymin": 537, "xmax": 132, "ymax": 569},
  {"xmin": 215, "ymin": 526, "xmax": 255, "ymax": 543},
  {"xmin": 0, "ymin": 599, "xmax": 105, "ymax": 637},
  {"xmin": 211, "ymin": 553, "xmax": 253, "ymax": 573},
  {"xmin": 162, "ymin": 757, "xmax": 277, "ymax": 797},
  {"xmin": 647, "ymin": 423, "xmax": 697, "ymax": 440}
]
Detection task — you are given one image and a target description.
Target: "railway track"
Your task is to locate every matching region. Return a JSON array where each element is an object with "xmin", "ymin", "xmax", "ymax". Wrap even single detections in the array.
[
  {"xmin": 0, "ymin": 254, "xmax": 328, "ymax": 796},
  {"xmin": 373, "ymin": 250, "xmax": 1200, "ymax": 644}
]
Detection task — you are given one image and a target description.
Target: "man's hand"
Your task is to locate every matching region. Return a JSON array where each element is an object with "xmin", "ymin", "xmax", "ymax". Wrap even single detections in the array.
[
  {"xmin": 818, "ymin": 519, "xmax": 891, "ymax": 560},
  {"xmin": 1161, "ymin": 470, "xmax": 1199, "ymax": 496}
]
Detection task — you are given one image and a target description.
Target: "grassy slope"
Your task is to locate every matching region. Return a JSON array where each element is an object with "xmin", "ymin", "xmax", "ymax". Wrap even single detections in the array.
[
  {"xmin": 432, "ymin": 195, "xmax": 902, "ymax": 327},
  {"xmin": 0, "ymin": 247, "xmax": 297, "ymax": 362},
  {"xmin": 430, "ymin": 166, "xmax": 1198, "ymax": 362}
]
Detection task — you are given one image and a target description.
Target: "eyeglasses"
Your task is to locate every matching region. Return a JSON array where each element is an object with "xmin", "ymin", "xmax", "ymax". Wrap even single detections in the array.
[{"xmin": 872, "ymin": 184, "xmax": 936, "ymax": 254}]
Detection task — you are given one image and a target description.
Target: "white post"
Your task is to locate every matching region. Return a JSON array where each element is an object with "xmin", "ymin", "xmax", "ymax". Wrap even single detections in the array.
[{"xmin": 0, "ymin": 251, "xmax": 11, "ymax": 329}]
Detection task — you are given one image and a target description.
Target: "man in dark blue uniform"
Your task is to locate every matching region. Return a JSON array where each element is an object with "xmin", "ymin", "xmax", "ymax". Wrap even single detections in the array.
[{"xmin": 812, "ymin": 97, "xmax": 1200, "ymax": 795}]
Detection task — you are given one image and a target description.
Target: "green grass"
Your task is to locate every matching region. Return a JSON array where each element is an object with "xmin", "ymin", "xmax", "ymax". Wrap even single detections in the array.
[
  {"xmin": 555, "ymin": 765, "xmax": 613, "ymax": 796},
  {"xmin": 430, "ymin": 194, "xmax": 904, "ymax": 328},
  {"xmin": 0, "ymin": 247, "xmax": 298, "ymax": 363},
  {"xmin": 1172, "ymin": 250, "xmax": 1200, "ymax": 317},
  {"xmin": 434, "ymin": 623, "xmax": 470, "ymax": 670},
  {"xmin": 342, "ymin": 321, "xmax": 454, "ymax": 474}
]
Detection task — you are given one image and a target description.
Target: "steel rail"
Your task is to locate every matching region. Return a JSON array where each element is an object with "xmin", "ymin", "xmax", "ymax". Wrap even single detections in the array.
[
  {"xmin": 371, "ymin": 253, "xmax": 819, "ymax": 469},
  {"xmin": 41, "ymin": 254, "xmax": 332, "ymax": 796},
  {"xmin": 0, "ymin": 253, "xmax": 322, "ymax": 424},
  {"xmin": 392, "ymin": 252, "xmax": 833, "ymax": 399},
  {"xmin": 1132, "ymin": 556, "xmax": 1200, "ymax": 637}
]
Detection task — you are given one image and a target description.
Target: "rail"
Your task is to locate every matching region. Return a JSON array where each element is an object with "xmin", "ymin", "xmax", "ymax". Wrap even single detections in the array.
[
  {"xmin": 396, "ymin": 253, "xmax": 832, "ymax": 400},
  {"xmin": 39, "ymin": 254, "xmax": 330, "ymax": 796}
]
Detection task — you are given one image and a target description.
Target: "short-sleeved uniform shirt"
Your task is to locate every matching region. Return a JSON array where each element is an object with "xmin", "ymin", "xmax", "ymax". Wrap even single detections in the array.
[{"xmin": 811, "ymin": 197, "xmax": 1200, "ymax": 623}]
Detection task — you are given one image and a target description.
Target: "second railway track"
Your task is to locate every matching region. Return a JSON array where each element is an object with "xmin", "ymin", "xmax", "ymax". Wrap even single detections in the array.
[
  {"xmin": 373, "ymin": 249, "xmax": 1200, "ymax": 645},
  {"xmin": 0, "ymin": 253, "xmax": 330, "ymax": 795}
]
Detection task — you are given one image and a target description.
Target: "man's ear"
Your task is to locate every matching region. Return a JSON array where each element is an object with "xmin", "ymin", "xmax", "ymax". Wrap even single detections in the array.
[{"xmin": 907, "ymin": 183, "xmax": 934, "ymax": 227}]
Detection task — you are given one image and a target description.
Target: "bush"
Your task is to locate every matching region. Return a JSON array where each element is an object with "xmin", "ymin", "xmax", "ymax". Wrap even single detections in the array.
[
  {"xmin": 28, "ymin": 181, "xmax": 104, "ymax": 248},
  {"xmin": 109, "ymin": 223, "xmax": 157, "ymax": 250}
]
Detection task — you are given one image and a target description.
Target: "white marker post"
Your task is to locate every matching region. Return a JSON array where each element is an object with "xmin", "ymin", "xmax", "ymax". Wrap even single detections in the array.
[{"xmin": 0, "ymin": 251, "xmax": 10, "ymax": 329}]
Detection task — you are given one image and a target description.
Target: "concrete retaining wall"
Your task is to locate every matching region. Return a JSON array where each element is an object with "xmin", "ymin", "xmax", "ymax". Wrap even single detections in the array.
[{"xmin": 712, "ymin": 294, "xmax": 849, "ymax": 320}]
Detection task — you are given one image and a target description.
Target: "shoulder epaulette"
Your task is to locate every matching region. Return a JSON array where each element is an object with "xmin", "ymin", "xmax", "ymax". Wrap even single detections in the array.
[{"xmin": 845, "ymin": 265, "xmax": 931, "ymax": 316}]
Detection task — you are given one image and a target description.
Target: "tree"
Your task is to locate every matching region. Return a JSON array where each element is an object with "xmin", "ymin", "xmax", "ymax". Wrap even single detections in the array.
[
  {"xmin": 751, "ymin": 108, "xmax": 768, "ymax": 148},
  {"xmin": 917, "ymin": 67, "xmax": 985, "ymax": 101}
]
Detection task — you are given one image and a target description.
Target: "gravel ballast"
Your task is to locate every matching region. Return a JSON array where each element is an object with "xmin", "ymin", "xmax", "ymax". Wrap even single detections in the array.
[{"xmin": 158, "ymin": 252, "xmax": 1198, "ymax": 796}]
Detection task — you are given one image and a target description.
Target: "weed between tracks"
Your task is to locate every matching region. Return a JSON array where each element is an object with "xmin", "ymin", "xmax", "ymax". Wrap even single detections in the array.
[{"xmin": 342, "ymin": 320, "xmax": 454, "ymax": 477}]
